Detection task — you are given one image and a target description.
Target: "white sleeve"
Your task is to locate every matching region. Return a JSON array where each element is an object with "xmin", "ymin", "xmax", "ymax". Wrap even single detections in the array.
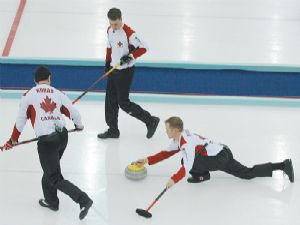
[
  {"xmin": 107, "ymin": 34, "xmax": 111, "ymax": 48},
  {"xmin": 15, "ymin": 95, "xmax": 29, "ymax": 133},
  {"xmin": 181, "ymin": 143, "xmax": 195, "ymax": 173},
  {"xmin": 166, "ymin": 140, "xmax": 179, "ymax": 150},
  {"xmin": 60, "ymin": 92, "xmax": 83, "ymax": 127},
  {"xmin": 129, "ymin": 33, "xmax": 148, "ymax": 50}
]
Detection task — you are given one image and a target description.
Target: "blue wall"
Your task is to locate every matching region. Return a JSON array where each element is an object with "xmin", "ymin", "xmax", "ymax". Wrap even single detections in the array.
[{"xmin": 1, "ymin": 58, "xmax": 300, "ymax": 97}]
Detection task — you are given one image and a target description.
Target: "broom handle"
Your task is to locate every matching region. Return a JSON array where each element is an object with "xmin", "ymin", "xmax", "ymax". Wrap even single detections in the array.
[
  {"xmin": 0, "ymin": 129, "xmax": 79, "ymax": 151},
  {"xmin": 146, "ymin": 188, "xmax": 167, "ymax": 211},
  {"xmin": 72, "ymin": 64, "xmax": 120, "ymax": 104},
  {"xmin": 72, "ymin": 47, "xmax": 139, "ymax": 104}
]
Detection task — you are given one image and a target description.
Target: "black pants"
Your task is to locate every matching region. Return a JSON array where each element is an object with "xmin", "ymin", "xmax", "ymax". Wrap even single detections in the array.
[
  {"xmin": 190, "ymin": 147, "xmax": 273, "ymax": 179},
  {"xmin": 37, "ymin": 128, "xmax": 89, "ymax": 207},
  {"xmin": 105, "ymin": 66, "xmax": 152, "ymax": 132}
]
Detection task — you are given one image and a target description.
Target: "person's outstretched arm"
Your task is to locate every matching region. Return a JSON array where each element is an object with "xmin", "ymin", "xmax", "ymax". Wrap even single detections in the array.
[{"xmin": 134, "ymin": 149, "xmax": 180, "ymax": 167}]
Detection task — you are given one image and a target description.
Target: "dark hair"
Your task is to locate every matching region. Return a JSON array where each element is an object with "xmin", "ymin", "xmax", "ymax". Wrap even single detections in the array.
[
  {"xmin": 107, "ymin": 8, "xmax": 122, "ymax": 20},
  {"xmin": 35, "ymin": 66, "xmax": 51, "ymax": 82},
  {"xmin": 165, "ymin": 117, "xmax": 184, "ymax": 131}
]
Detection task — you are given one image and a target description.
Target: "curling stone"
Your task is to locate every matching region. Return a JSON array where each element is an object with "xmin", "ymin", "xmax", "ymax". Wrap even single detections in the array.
[{"xmin": 125, "ymin": 163, "xmax": 147, "ymax": 180}]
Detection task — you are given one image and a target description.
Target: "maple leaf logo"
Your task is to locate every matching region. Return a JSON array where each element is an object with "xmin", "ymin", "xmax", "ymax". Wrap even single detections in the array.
[
  {"xmin": 117, "ymin": 41, "xmax": 123, "ymax": 47},
  {"xmin": 40, "ymin": 96, "xmax": 57, "ymax": 114}
]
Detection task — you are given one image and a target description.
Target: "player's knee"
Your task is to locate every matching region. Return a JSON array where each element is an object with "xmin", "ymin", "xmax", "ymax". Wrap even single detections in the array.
[
  {"xmin": 119, "ymin": 101, "xmax": 131, "ymax": 112},
  {"xmin": 48, "ymin": 174, "xmax": 64, "ymax": 186}
]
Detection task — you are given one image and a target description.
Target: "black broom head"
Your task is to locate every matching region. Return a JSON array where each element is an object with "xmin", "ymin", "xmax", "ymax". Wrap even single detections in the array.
[{"xmin": 136, "ymin": 208, "xmax": 152, "ymax": 218}]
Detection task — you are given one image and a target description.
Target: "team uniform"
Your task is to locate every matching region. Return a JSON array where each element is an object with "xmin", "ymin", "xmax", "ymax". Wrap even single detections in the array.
[
  {"xmin": 102, "ymin": 23, "xmax": 158, "ymax": 137},
  {"xmin": 147, "ymin": 129, "xmax": 277, "ymax": 183},
  {"xmin": 106, "ymin": 23, "xmax": 147, "ymax": 70},
  {"xmin": 9, "ymin": 84, "xmax": 92, "ymax": 212}
]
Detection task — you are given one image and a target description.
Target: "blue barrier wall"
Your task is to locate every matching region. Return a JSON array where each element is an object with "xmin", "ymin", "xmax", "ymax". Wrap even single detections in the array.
[{"xmin": 1, "ymin": 58, "xmax": 300, "ymax": 97}]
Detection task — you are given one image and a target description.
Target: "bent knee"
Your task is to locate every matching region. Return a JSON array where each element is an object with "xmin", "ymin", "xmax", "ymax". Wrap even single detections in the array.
[
  {"xmin": 48, "ymin": 174, "xmax": 64, "ymax": 186},
  {"xmin": 119, "ymin": 102, "xmax": 131, "ymax": 111}
]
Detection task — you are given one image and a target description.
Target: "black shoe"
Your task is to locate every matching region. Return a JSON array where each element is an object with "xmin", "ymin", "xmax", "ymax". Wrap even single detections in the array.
[
  {"xmin": 97, "ymin": 130, "xmax": 120, "ymax": 139},
  {"xmin": 39, "ymin": 199, "xmax": 59, "ymax": 211},
  {"xmin": 79, "ymin": 199, "xmax": 93, "ymax": 220},
  {"xmin": 283, "ymin": 159, "xmax": 294, "ymax": 183},
  {"xmin": 146, "ymin": 116, "xmax": 160, "ymax": 139},
  {"xmin": 187, "ymin": 173, "xmax": 210, "ymax": 183}
]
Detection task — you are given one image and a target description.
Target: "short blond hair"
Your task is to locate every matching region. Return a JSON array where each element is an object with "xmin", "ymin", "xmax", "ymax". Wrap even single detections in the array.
[{"xmin": 165, "ymin": 116, "xmax": 184, "ymax": 131}]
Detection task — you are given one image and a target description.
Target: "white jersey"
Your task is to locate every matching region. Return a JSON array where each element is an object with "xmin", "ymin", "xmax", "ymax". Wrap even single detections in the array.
[
  {"xmin": 168, "ymin": 129, "xmax": 224, "ymax": 173},
  {"xmin": 106, "ymin": 23, "xmax": 148, "ymax": 69},
  {"xmin": 12, "ymin": 84, "xmax": 83, "ymax": 139}
]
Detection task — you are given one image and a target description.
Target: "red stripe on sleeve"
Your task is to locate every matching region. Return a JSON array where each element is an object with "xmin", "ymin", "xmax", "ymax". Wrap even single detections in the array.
[
  {"xmin": 11, "ymin": 124, "xmax": 21, "ymax": 141},
  {"xmin": 26, "ymin": 105, "xmax": 36, "ymax": 127},
  {"xmin": 106, "ymin": 48, "xmax": 112, "ymax": 63},
  {"xmin": 60, "ymin": 105, "xmax": 70, "ymax": 118},
  {"xmin": 195, "ymin": 145, "xmax": 207, "ymax": 156},
  {"xmin": 147, "ymin": 149, "xmax": 180, "ymax": 165},
  {"xmin": 23, "ymin": 90, "xmax": 30, "ymax": 96},
  {"xmin": 179, "ymin": 136, "xmax": 187, "ymax": 148},
  {"xmin": 171, "ymin": 166, "xmax": 186, "ymax": 183},
  {"xmin": 123, "ymin": 24, "xmax": 135, "ymax": 39},
  {"xmin": 132, "ymin": 48, "xmax": 146, "ymax": 59}
]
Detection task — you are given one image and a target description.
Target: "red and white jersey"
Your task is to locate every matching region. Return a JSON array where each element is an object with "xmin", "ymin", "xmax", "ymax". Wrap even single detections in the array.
[
  {"xmin": 147, "ymin": 129, "xmax": 224, "ymax": 183},
  {"xmin": 106, "ymin": 23, "xmax": 148, "ymax": 70},
  {"xmin": 10, "ymin": 84, "xmax": 83, "ymax": 140}
]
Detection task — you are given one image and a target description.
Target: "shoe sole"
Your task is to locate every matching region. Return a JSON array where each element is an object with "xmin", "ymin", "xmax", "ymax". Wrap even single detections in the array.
[
  {"xmin": 97, "ymin": 136, "xmax": 119, "ymax": 139},
  {"xmin": 79, "ymin": 199, "xmax": 93, "ymax": 220},
  {"xmin": 288, "ymin": 159, "xmax": 294, "ymax": 183},
  {"xmin": 146, "ymin": 117, "xmax": 160, "ymax": 139},
  {"xmin": 39, "ymin": 199, "xmax": 59, "ymax": 211},
  {"xmin": 187, "ymin": 178, "xmax": 210, "ymax": 183}
]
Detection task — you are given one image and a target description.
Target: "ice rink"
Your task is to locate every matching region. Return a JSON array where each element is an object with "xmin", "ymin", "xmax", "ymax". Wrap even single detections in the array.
[
  {"xmin": 0, "ymin": 97, "xmax": 299, "ymax": 225},
  {"xmin": 1, "ymin": 0, "xmax": 300, "ymax": 64}
]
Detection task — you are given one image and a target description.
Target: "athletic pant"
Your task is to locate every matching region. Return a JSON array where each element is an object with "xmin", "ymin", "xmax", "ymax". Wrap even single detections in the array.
[
  {"xmin": 105, "ymin": 66, "xmax": 152, "ymax": 133},
  {"xmin": 37, "ymin": 128, "xmax": 89, "ymax": 207},
  {"xmin": 189, "ymin": 146, "xmax": 273, "ymax": 179}
]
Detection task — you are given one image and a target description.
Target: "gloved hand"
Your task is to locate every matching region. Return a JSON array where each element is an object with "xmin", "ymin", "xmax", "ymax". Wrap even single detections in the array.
[
  {"xmin": 133, "ymin": 158, "xmax": 148, "ymax": 167},
  {"xmin": 75, "ymin": 124, "xmax": 84, "ymax": 131},
  {"xmin": 105, "ymin": 67, "xmax": 112, "ymax": 72},
  {"xmin": 166, "ymin": 178, "xmax": 175, "ymax": 189},
  {"xmin": 1, "ymin": 139, "xmax": 17, "ymax": 151},
  {"xmin": 104, "ymin": 61, "xmax": 112, "ymax": 72},
  {"xmin": 120, "ymin": 54, "xmax": 133, "ymax": 65}
]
